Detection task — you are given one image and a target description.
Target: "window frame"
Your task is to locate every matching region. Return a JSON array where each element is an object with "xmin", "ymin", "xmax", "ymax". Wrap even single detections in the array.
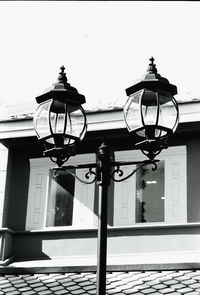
[
  {"xmin": 26, "ymin": 145, "xmax": 187, "ymax": 231},
  {"xmin": 114, "ymin": 145, "xmax": 187, "ymax": 225}
]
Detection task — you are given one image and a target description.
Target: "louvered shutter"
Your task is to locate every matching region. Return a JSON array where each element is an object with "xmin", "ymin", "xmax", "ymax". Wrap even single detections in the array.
[
  {"xmin": 164, "ymin": 150, "xmax": 187, "ymax": 223},
  {"xmin": 114, "ymin": 165, "xmax": 136, "ymax": 226},
  {"xmin": 26, "ymin": 160, "xmax": 50, "ymax": 230}
]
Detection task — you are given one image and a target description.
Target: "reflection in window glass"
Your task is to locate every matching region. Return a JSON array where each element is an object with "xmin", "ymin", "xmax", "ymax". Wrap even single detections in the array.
[
  {"xmin": 136, "ymin": 161, "xmax": 165, "ymax": 223},
  {"xmin": 46, "ymin": 170, "xmax": 75, "ymax": 227}
]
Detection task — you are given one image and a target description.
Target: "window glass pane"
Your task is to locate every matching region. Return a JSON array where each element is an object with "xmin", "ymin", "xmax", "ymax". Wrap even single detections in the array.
[
  {"xmin": 136, "ymin": 161, "xmax": 165, "ymax": 223},
  {"xmin": 46, "ymin": 170, "xmax": 75, "ymax": 227}
]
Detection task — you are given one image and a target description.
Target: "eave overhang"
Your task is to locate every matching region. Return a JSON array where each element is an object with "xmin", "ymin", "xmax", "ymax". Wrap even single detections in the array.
[{"xmin": 0, "ymin": 100, "xmax": 200, "ymax": 140}]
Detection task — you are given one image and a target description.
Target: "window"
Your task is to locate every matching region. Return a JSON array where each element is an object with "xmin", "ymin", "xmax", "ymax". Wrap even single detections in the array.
[
  {"xmin": 46, "ymin": 170, "xmax": 75, "ymax": 227},
  {"xmin": 136, "ymin": 161, "xmax": 165, "ymax": 223},
  {"xmin": 26, "ymin": 146, "xmax": 187, "ymax": 230},
  {"xmin": 114, "ymin": 146, "xmax": 187, "ymax": 225}
]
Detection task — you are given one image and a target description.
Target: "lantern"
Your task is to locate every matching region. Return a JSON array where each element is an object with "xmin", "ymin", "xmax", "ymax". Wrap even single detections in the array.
[
  {"xmin": 34, "ymin": 66, "xmax": 87, "ymax": 166},
  {"xmin": 124, "ymin": 57, "xmax": 179, "ymax": 160}
]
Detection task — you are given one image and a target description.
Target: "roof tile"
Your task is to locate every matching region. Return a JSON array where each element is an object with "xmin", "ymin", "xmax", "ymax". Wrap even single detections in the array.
[
  {"xmin": 178, "ymin": 287, "xmax": 194, "ymax": 293},
  {"xmin": 1, "ymin": 270, "xmax": 200, "ymax": 294}
]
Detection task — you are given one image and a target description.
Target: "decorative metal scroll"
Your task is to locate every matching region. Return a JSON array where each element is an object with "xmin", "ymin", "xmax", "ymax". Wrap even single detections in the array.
[
  {"xmin": 111, "ymin": 160, "xmax": 158, "ymax": 182},
  {"xmin": 51, "ymin": 159, "xmax": 158, "ymax": 184},
  {"xmin": 52, "ymin": 163, "xmax": 97, "ymax": 185}
]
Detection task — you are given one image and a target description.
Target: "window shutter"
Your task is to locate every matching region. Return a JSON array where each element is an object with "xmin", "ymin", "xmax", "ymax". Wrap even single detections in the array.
[
  {"xmin": 26, "ymin": 160, "xmax": 49, "ymax": 230},
  {"xmin": 165, "ymin": 151, "xmax": 187, "ymax": 223},
  {"xmin": 114, "ymin": 165, "xmax": 136, "ymax": 226}
]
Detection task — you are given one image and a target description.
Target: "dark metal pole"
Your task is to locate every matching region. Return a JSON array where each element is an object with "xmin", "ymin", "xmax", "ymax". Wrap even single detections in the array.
[{"xmin": 96, "ymin": 142, "xmax": 112, "ymax": 295}]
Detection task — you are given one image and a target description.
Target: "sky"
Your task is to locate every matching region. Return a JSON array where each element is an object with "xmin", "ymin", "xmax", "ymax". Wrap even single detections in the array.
[{"xmin": 0, "ymin": 1, "xmax": 200, "ymax": 115}]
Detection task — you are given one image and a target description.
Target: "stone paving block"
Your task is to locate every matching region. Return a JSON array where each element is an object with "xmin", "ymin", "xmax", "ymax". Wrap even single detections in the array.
[
  {"xmin": 145, "ymin": 280, "xmax": 161, "ymax": 287},
  {"xmin": 66, "ymin": 285, "xmax": 81, "ymax": 292},
  {"xmin": 190, "ymin": 275, "xmax": 200, "ymax": 280},
  {"xmin": 21, "ymin": 291, "xmax": 36, "ymax": 295},
  {"xmin": 159, "ymin": 287, "xmax": 175, "ymax": 294},
  {"xmin": 83, "ymin": 284, "xmax": 96, "ymax": 291},
  {"xmin": 38, "ymin": 290, "xmax": 53, "ymax": 295},
  {"xmin": 73, "ymin": 277, "xmax": 89, "ymax": 284},
  {"xmin": 162, "ymin": 292, "xmax": 179, "ymax": 295},
  {"xmin": 107, "ymin": 287, "xmax": 125, "ymax": 294},
  {"xmin": 128, "ymin": 279, "xmax": 143, "ymax": 287},
  {"xmin": 18, "ymin": 286, "xmax": 32, "ymax": 292},
  {"xmin": 6, "ymin": 291, "xmax": 20, "ymax": 295},
  {"xmin": 109, "ymin": 280, "xmax": 125, "ymax": 288},
  {"xmin": 123, "ymin": 287, "xmax": 142, "ymax": 294},
  {"xmin": 34, "ymin": 286, "xmax": 49, "ymax": 292},
  {"xmin": 72, "ymin": 289, "xmax": 86, "ymax": 295},
  {"xmin": 182, "ymin": 279, "xmax": 198, "ymax": 285},
  {"xmin": 174, "ymin": 275, "xmax": 190, "ymax": 282},
  {"xmin": 189, "ymin": 282, "xmax": 200, "ymax": 289},
  {"xmin": 170, "ymin": 283, "xmax": 186, "ymax": 290},
  {"xmin": 123, "ymin": 285, "xmax": 137, "ymax": 292},
  {"xmin": 116, "ymin": 273, "xmax": 134, "ymax": 280},
  {"xmin": 170, "ymin": 272, "xmax": 187, "ymax": 278},
  {"xmin": 151, "ymin": 283, "xmax": 167, "ymax": 290},
  {"xmin": 188, "ymin": 272, "xmax": 200, "ymax": 277},
  {"xmin": 14, "ymin": 282, "xmax": 28, "ymax": 288},
  {"xmin": 24, "ymin": 278, "xmax": 39, "ymax": 284},
  {"xmin": 29, "ymin": 282, "xmax": 44, "ymax": 288},
  {"xmin": 141, "ymin": 287, "xmax": 156, "ymax": 294},
  {"xmin": 136, "ymin": 284, "xmax": 151, "ymax": 291},
  {"xmin": 50, "ymin": 285, "xmax": 65, "ymax": 292},
  {"xmin": 78, "ymin": 280, "xmax": 93, "ymax": 287},
  {"xmin": 163, "ymin": 279, "xmax": 179, "ymax": 285},
  {"xmin": 54, "ymin": 290, "xmax": 69, "ymax": 295},
  {"xmin": 87, "ymin": 289, "xmax": 97, "ymax": 295},
  {"xmin": 178, "ymin": 287, "xmax": 194, "ymax": 293},
  {"xmin": 84, "ymin": 274, "xmax": 96, "ymax": 279},
  {"xmin": 1, "ymin": 286, "xmax": 16, "ymax": 292},
  {"xmin": 0, "ymin": 282, "xmax": 12, "ymax": 289},
  {"xmin": 46, "ymin": 281, "xmax": 61, "ymax": 287},
  {"xmin": 57, "ymin": 277, "xmax": 72, "ymax": 284}
]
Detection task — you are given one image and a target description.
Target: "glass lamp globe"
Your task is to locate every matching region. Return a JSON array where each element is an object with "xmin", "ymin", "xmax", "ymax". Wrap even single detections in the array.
[
  {"xmin": 124, "ymin": 57, "xmax": 179, "ymax": 160},
  {"xmin": 34, "ymin": 66, "xmax": 87, "ymax": 166}
]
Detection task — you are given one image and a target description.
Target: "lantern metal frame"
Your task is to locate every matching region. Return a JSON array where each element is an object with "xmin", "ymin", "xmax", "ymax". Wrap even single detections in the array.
[
  {"xmin": 124, "ymin": 57, "xmax": 179, "ymax": 160},
  {"xmin": 34, "ymin": 66, "xmax": 87, "ymax": 167}
]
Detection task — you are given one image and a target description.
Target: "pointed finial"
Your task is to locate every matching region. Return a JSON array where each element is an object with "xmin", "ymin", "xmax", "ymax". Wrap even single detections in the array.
[
  {"xmin": 58, "ymin": 65, "xmax": 68, "ymax": 84},
  {"xmin": 147, "ymin": 57, "xmax": 157, "ymax": 74}
]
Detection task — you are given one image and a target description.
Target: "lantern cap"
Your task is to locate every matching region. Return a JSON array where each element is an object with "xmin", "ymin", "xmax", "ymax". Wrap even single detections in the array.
[
  {"xmin": 35, "ymin": 66, "xmax": 86, "ymax": 105},
  {"xmin": 126, "ymin": 57, "xmax": 177, "ymax": 96}
]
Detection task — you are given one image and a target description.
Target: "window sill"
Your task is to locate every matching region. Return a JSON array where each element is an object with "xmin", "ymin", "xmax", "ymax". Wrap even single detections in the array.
[{"xmin": 17, "ymin": 222, "xmax": 200, "ymax": 234}]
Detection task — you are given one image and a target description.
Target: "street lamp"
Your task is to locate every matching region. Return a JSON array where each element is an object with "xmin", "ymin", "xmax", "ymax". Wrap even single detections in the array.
[
  {"xmin": 124, "ymin": 57, "xmax": 179, "ymax": 161},
  {"xmin": 34, "ymin": 65, "xmax": 87, "ymax": 167},
  {"xmin": 34, "ymin": 58, "xmax": 179, "ymax": 295}
]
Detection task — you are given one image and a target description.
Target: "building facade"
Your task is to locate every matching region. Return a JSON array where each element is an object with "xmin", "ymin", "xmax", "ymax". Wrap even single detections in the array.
[{"xmin": 0, "ymin": 99, "xmax": 200, "ymax": 276}]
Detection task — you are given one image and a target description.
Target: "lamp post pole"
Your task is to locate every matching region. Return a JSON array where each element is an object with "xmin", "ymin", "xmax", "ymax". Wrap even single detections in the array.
[{"xmin": 96, "ymin": 143, "xmax": 112, "ymax": 295}]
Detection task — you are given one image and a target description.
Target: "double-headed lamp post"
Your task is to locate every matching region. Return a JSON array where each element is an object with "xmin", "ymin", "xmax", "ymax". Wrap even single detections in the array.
[{"xmin": 34, "ymin": 58, "xmax": 179, "ymax": 295}]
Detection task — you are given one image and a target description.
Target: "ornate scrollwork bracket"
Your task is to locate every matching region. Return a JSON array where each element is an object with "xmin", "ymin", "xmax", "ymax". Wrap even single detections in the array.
[
  {"xmin": 111, "ymin": 160, "xmax": 158, "ymax": 182},
  {"xmin": 52, "ymin": 163, "xmax": 97, "ymax": 185},
  {"xmin": 51, "ymin": 158, "xmax": 158, "ymax": 185}
]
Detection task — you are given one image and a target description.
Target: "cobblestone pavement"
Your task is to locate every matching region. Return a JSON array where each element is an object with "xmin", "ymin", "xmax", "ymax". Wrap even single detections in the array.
[{"xmin": 1, "ymin": 270, "xmax": 200, "ymax": 294}]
